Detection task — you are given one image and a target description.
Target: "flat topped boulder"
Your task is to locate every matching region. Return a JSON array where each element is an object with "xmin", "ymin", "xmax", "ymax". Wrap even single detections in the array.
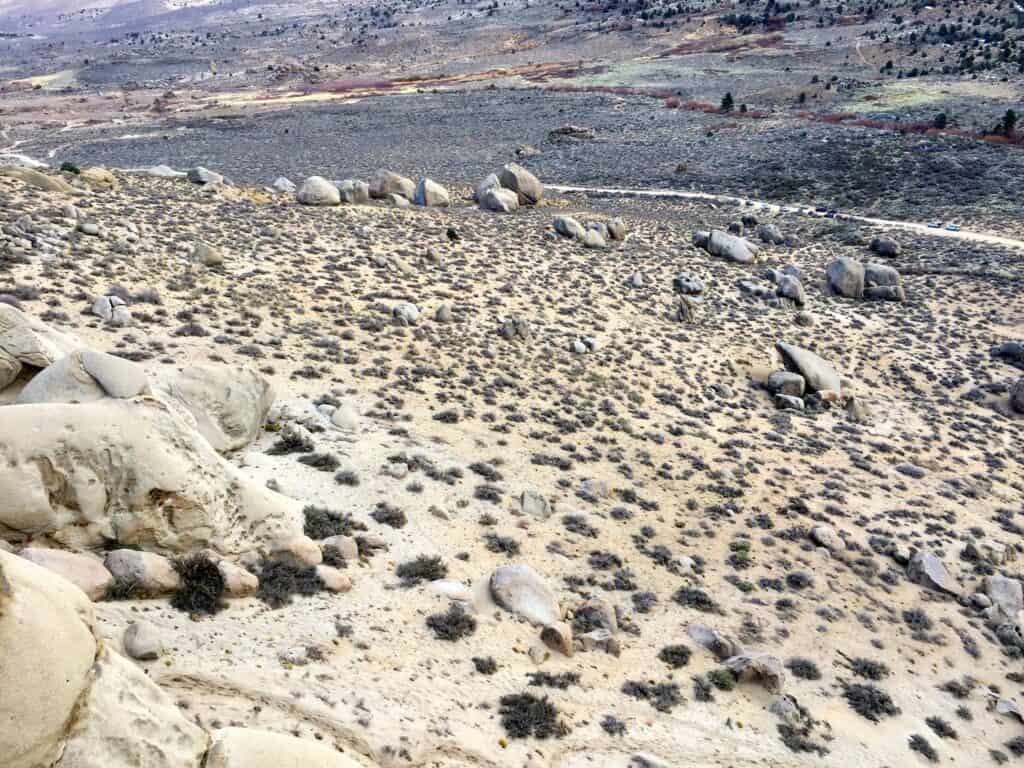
[
  {"xmin": 775, "ymin": 342, "xmax": 841, "ymax": 394},
  {"xmin": 369, "ymin": 169, "xmax": 415, "ymax": 200},
  {"xmin": 490, "ymin": 563, "xmax": 560, "ymax": 626}
]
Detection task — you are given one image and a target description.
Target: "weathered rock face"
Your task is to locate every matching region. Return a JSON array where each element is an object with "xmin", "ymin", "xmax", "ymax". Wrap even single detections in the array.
[
  {"xmin": 775, "ymin": 342, "xmax": 841, "ymax": 393},
  {"xmin": 16, "ymin": 349, "xmax": 149, "ymax": 405},
  {"xmin": 826, "ymin": 257, "xmax": 865, "ymax": 298},
  {"xmin": 490, "ymin": 563, "xmax": 560, "ymax": 626},
  {"xmin": 0, "ymin": 550, "xmax": 97, "ymax": 768},
  {"xmin": 369, "ymin": 169, "xmax": 415, "ymax": 200},
  {"xmin": 0, "ymin": 304, "xmax": 81, "ymax": 391},
  {"xmin": 154, "ymin": 364, "xmax": 274, "ymax": 453},
  {"xmin": 57, "ymin": 647, "xmax": 208, "ymax": 768},
  {"xmin": 205, "ymin": 728, "xmax": 363, "ymax": 768},
  {"xmin": 0, "ymin": 398, "xmax": 300, "ymax": 553},
  {"xmin": 296, "ymin": 176, "xmax": 340, "ymax": 206},
  {"xmin": 498, "ymin": 163, "xmax": 543, "ymax": 205}
]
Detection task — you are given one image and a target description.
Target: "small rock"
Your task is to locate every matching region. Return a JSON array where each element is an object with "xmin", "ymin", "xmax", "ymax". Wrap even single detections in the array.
[
  {"xmin": 540, "ymin": 622, "xmax": 574, "ymax": 657},
  {"xmin": 123, "ymin": 621, "xmax": 164, "ymax": 661}
]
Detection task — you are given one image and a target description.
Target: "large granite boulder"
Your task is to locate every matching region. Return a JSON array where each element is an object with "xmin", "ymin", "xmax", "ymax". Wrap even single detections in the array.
[
  {"xmin": 498, "ymin": 163, "xmax": 543, "ymax": 205},
  {"xmin": 775, "ymin": 342, "xmax": 842, "ymax": 393},
  {"xmin": 0, "ymin": 304, "xmax": 80, "ymax": 391},
  {"xmin": 826, "ymin": 257, "xmax": 865, "ymax": 298},
  {"xmin": 369, "ymin": 169, "xmax": 415, "ymax": 201},
  {"xmin": 0, "ymin": 550, "xmax": 97, "ymax": 768},
  {"xmin": 296, "ymin": 176, "xmax": 340, "ymax": 206},
  {"xmin": 0, "ymin": 398, "xmax": 301, "ymax": 553}
]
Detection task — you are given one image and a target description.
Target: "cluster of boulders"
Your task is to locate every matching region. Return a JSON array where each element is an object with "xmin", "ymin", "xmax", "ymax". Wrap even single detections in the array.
[
  {"xmin": 826, "ymin": 256, "xmax": 905, "ymax": 301},
  {"xmin": 764, "ymin": 341, "xmax": 850, "ymax": 412},
  {"xmin": 693, "ymin": 228, "xmax": 760, "ymax": 264},
  {"xmin": 738, "ymin": 264, "xmax": 806, "ymax": 308},
  {"xmin": 474, "ymin": 162, "xmax": 543, "ymax": 213},
  {"xmin": 486, "ymin": 562, "xmax": 620, "ymax": 659},
  {"xmin": 0, "ymin": 305, "xmax": 301, "ymax": 554},
  {"xmin": 992, "ymin": 341, "xmax": 1024, "ymax": 415},
  {"xmin": 291, "ymin": 169, "xmax": 450, "ymax": 209},
  {"xmin": 552, "ymin": 213, "xmax": 625, "ymax": 249}
]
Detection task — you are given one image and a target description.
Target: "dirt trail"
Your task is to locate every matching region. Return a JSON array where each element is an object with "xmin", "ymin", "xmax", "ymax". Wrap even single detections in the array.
[{"xmin": 549, "ymin": 183, "xmax": 1024, "ymax": 250}]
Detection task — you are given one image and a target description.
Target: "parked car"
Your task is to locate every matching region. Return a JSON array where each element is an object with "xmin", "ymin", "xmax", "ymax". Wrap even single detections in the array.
[{"xmin": 945, "ymin": 223, "xmax": 961, "ymax": 231}]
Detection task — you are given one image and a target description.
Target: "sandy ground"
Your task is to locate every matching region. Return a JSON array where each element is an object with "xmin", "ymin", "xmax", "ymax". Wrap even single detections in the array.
[{"xmin": 1, "ymin": 170, "xmax": 1024, "ymax": 767}]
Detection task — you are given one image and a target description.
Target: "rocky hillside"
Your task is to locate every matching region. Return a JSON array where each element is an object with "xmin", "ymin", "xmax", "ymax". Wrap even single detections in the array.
[{"xmin": 1, "ymin": 161, "xmax": 1023, "ymax": 767}]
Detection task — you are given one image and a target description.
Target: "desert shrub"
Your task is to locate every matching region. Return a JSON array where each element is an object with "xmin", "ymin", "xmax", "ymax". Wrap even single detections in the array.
[
  {"xmin": 527, "ymin": 671, "xmax": 579, "ymax": 689},
  {"xmin": 267, "ymin": 430, "xmax": 313, "ymax": 455},
  {"xmin": 658, "ymin": 644, "xmax": 692, "ymax": 669},
  {"xmin": 632, "ymin": 591, "xmax": 657, "ymax": 613},
  {"xmin": 335, "ymin": 469, "xmax": 360, "ymax": 486},
  {"xmin": 298, "ymin": 452, "xmax": 340, "ymax": 472},
  {"xmin": 849, "ymin": 657, "xmax": 890, "ymax": 680},
  {"xmin": 925, "ymin": 716, "xmax": 957, "ymax": 739},
  {"xmin": 468, "ymin": 462, "xmax": 502, "ymax": 482},
  {"xmin": 621, "ymin": 680, "xmax": 682, "ymax": 712},
  {"xmin": 395, "ymin": 555, "xmax": 447, "ymax": 586},
  {"xmin": 786, "ymin": 657, "xmax": 822, "ymax": 680},
  {"xmin": 909, "ymin": 734, "xmax": 938, "ymax": 762},
  {"xmin": 484, "ymin": 533, "xmax": 520, "ymax": 556},
  {"xmin": 903, "ymin": 608, "xmax": 933, "ymax": 631},
  {"xmin": 256, "ymin": 561, "xmax": 322, "ymax": 608},
  {"xmin": 499, "ymin": 693, "xmax": 569, "ymax": 739},
  {"xmin": 426, "ymin": 603, "xmax": 476, "ymax": 641},
  {"xmin": 303, "ymin": 505, "xmax": 366, "ymax": 539},
  {"xmin": 170, "ymin": 553, "xmax": 226, "ymax": 616},
  {"xmin": 474, "ymin": 484, "xmax": 503, "ymax": 503},
  {"xmin": 473, "ymin": 656, "xmax": 498, "ymax": 675},
  {"xmin": 707, "ymin": 668, "xmax": 737, "ymax": 691},
  {"xmin": 372, "ymin": 502, "xmax": 407, "ymax": 529},
  {"xmin": 673, "ymin": 586, "xmax": 719, "ymax": 613},
  {"xmin": 600, "ymin": 714, "xmax": 626, "ymax": 736},
  {"xmin": 105, "ymin": 575, "xmax": 147, "ymax": 601},
  {"xmin": 693, "ymin": 675, "xmax": 714, "ymax": 702},
  {"xmin": 843, "ymin": 683, "xmax": 900, "ymax": 722},
  {"xmin": 786, "ymin": 571, "xmax": 813, "ymax": 590},
  {"xmin": 779, "ymin": 723, "xmax": 830, "ymax": 756}
]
